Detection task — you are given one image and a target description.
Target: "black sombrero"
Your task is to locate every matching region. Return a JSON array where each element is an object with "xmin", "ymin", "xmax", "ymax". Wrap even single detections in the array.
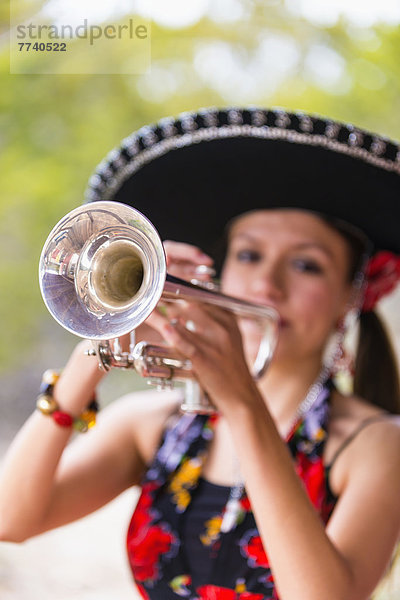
[{"xmin": 85, "ymin": 107, "xmax": 400, "ymax": 259}]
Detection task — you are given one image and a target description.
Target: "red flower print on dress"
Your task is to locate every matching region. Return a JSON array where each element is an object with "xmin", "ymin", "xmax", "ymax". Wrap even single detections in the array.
[
  {"xmin": 295, "ymin": 452, "xmax": 325, "ymax": 511},
  {"xmin": 362, "ymin": 251, "xmax": 400, "ymax": 312},
  {"xmin": 128, "ymin": 482, "xmax": 157, "ymax": 541},
  {"xmin": 127, "ymin": 481, "xmax": 179, "ymax": 584},
  {"xmin": 240, "ymin": 495, "xmax": 251, "ymax": 512},
  {"xmin": 239, "ymin": 529, "xmax": 270, "ymax": 569},
  {"xmin": 197, "ymin": 584, "xmax": 265, "ymax": 599},
  {"xmin": 129, "ymin": 523, "xmax": 177, "ymax": 582}
]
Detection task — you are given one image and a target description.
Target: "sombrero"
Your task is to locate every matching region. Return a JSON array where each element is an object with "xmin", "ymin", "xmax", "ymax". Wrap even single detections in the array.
[{"xmin": 85, "ymin": 107, "xmax": 400, "ymax": 263}]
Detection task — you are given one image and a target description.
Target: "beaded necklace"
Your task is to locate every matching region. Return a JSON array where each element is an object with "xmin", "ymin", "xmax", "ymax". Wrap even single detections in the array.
[{"xmin": 220, "ymin": 366, "xmax": 331, "ymax": 533}]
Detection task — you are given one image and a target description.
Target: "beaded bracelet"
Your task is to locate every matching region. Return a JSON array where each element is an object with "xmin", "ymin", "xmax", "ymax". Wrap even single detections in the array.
[{"xmin": 36, "ymin": 369, "xmax": 99, "ymax": 433}]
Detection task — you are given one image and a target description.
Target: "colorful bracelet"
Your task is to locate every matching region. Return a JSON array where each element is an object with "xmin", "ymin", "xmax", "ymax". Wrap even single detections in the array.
[{"xmin": 36, "ymin": 369, "xmax": 99, "ymax": 433}]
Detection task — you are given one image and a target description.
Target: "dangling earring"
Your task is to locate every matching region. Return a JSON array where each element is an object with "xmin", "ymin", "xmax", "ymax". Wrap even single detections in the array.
[
  {"xmin": 330, "ymin": 314, "xmax": 355, "ymax": 394},
  {"xmin": 333, "ymin": 319, "xmax": 354, "ymax": 375}
]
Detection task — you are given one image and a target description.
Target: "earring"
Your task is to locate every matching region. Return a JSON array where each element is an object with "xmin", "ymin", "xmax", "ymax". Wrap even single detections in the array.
[
  {"xmin": 330, "ymin": 315, "xmax": 355, "ymax": 394},
  {"xmin": 333, "ymin": 330, "xmax": 354, "ymax": 376}
]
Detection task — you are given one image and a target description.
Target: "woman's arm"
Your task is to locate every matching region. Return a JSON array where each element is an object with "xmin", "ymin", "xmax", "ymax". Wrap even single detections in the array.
[
  {"xmin": 0, "ymin": 340, "xmax": 118, "ymax": 541},
  {"xmin": 156, "ymin": 302, "xmax": 400, "ymax": 600},
  {"xmin": 227, "ymin": 400, "xmax": 400, "ymax": 600},
  {"xmin": 0, "ymin": 340, "xmax": 174, "ymax": 543}
]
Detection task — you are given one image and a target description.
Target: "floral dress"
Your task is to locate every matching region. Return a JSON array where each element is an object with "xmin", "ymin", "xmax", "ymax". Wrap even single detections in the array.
[{"xmin": 126, "ymin": 382, "xmax": 336, "ymax": 600}]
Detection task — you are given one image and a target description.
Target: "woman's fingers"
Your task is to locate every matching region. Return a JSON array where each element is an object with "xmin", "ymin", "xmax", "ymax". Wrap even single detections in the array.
[
  {"xmin": 166, "ymin": 302, "xmax": 239, "ymax": 340},
  {"xmin": 163, "ymin": 240, "xmax": 214, "ymax": 281},
  {"xmin": 159, "ymin": 303, "xmax": 241, "ymax": 363},
  {"xmin": 163, "ymin": 240, "xmax": 213, "ymax": 265},
  {"xmin": 141, "ymin": 301, "xmax": 255, "ymax": 409},
  {"xmin": 144, "ymin": 304, "xmax": 171, "ymax": 331}
]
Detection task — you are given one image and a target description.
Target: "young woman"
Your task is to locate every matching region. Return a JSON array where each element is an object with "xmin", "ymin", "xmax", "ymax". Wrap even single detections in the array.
[{"xmin": 1, "ymin": 108, "xmax": 400, "ymax": 600}]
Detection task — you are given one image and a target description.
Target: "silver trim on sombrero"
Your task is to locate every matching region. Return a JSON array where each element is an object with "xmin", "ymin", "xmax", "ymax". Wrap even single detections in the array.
[{"xmin": 86, "ymin": 107, "xmax": 400, "ymax": 202}]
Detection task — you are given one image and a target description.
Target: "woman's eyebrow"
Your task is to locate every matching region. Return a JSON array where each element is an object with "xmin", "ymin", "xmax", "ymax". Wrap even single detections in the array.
[
  {"xmin": 230, "ymin": 233, "xmax": 336, "ymax": 260},
  {"xmin": 292, "ymin": 242, "xmax": 335, "ymax": 260},
  {"xmin": 229, "ymin": 232, "xmax": 261, "ymax": 243}
]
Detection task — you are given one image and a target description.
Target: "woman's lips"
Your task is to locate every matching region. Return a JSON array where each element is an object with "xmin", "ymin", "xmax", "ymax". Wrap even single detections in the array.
[{"xmin": 228, "ymin": 294, "xmax": 289, "ymax": 329}]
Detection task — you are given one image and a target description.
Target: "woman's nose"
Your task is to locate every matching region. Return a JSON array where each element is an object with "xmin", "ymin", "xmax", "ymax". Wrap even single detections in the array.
[{"xmin": 250, "ymin": 263, "xmax": 285, "ymax": 301}]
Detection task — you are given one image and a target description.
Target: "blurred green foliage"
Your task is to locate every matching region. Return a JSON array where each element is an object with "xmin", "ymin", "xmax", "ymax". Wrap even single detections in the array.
[{"xmin": 1, "ymin": 0, "xmax": 400, "ymax": 373}]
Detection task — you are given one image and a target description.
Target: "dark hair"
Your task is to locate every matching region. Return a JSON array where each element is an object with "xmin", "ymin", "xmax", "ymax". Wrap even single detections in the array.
[
  {"xmin": 354, "ymin": 311, "xmax": 400, "ymax": 414},
  {"xmin": 320, "ymin": 214, "xmax": 371, "ymax": 283},
  {"xmin": 323, "ymin": 217, "xmax": 400, "ymax": 414}
]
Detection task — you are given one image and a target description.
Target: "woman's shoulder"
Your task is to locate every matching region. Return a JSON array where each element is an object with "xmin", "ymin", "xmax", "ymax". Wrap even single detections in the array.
[
  {"xmin": 328, "ymin": 391, "xmax": 400, "ymax": 454},
  {"xmin": 330, "ymin": 389, "xmax": 397, "ymax": 432},
  {"xmin": 326, "ymin": 390, "xmax": 400, "ymax": 496},
  {"xmin": 113, "ymin": 386, "xmax": 184, "ymax": 420}
]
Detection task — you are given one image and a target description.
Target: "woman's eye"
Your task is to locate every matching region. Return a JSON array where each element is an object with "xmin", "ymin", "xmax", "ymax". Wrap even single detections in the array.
[
  {"xmin": 292, "ymin": 258, "xmax": 323, "ymax": 274},
  {"xmin": 236, "ymin": 249, "xmax": 261, "ymax": 263}
]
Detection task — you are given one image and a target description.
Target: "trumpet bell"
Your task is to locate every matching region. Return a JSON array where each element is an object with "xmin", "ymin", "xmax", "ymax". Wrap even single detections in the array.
[{"xmin": 39, "ymin": 201, "xmax": 166, "ymax": 340}]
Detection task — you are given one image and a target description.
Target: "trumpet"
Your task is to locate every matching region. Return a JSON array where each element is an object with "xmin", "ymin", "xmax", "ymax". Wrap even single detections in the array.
[{"xmin": 39, "ymin": 201, "xmax": 279, "ymax": 413}]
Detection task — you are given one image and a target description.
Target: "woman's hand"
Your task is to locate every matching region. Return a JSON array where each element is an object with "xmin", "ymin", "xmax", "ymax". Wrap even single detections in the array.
[
  {"xmin": 140, "ymin": 240, "xmax": 258, "ymax": 411},
  {"xmin": 163, "ymin": 240, "xmax": 214, "ymax": 281},
  {"xmin": 132, "ymin": 241, "xmax": 215, "ymax": 344},
  {"xmin": 149, "ymin": 300, "xmax": 259, "ymax": 412}
]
